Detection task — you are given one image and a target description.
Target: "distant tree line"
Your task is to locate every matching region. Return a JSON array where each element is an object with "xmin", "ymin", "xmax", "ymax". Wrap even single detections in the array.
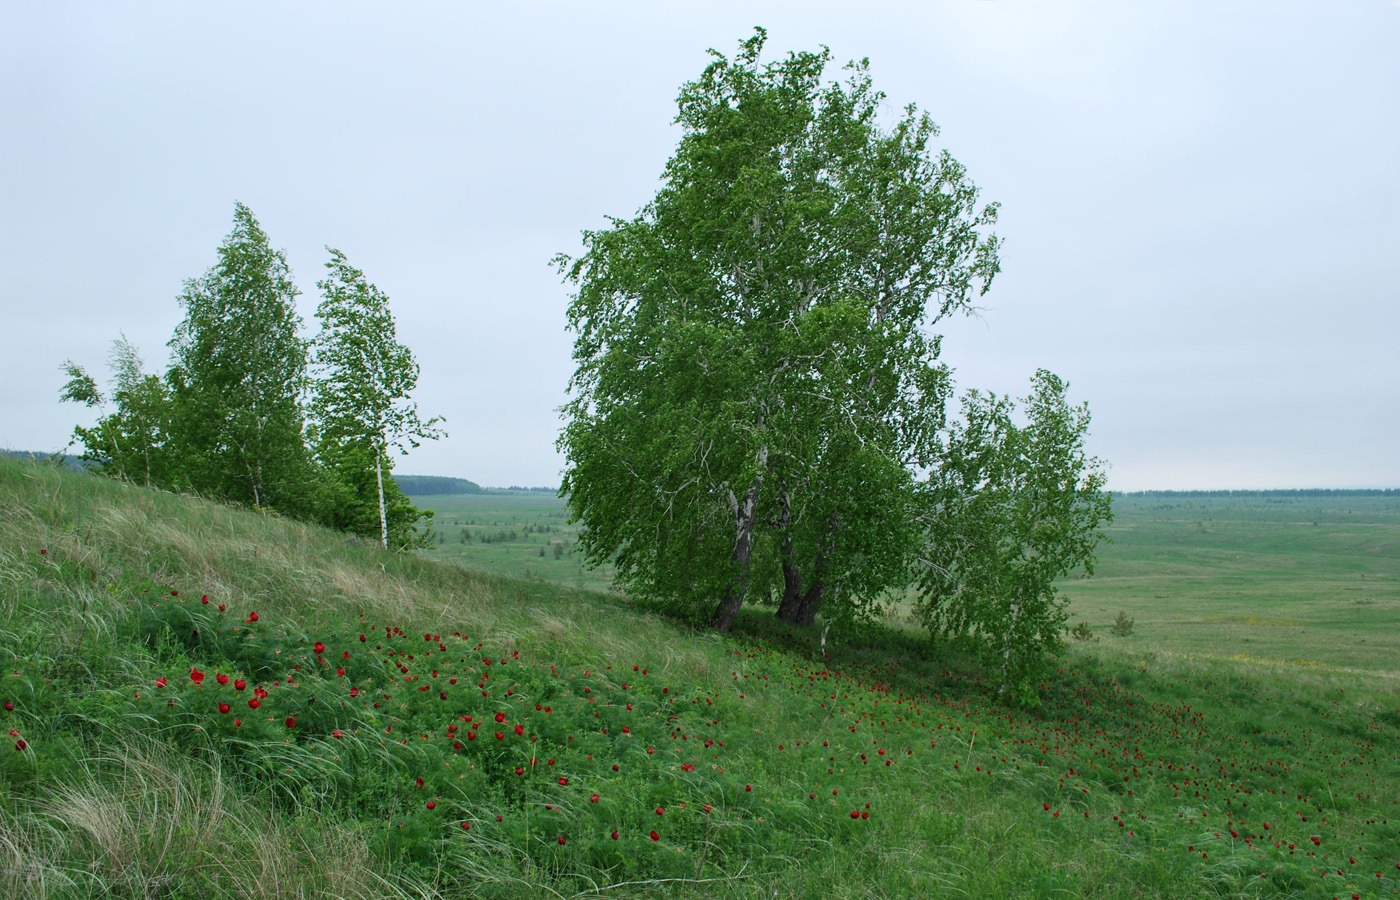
[
  {"xmin": 395, "ymin": 475, "xmax": 484, "ymax": 496},
  {"xmin": 60, "ymin": 203, "xmax": 445, "ymax": 550}
]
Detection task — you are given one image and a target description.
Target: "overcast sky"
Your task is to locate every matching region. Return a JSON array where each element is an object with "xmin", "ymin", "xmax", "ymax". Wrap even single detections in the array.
[{"xmin": 4, "ymin": 1, "xmax": 1397, "ymax": 491}]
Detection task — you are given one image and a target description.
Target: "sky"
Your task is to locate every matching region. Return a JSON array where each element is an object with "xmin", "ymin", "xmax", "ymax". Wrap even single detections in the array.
[{"xmin": 3, "ymin": 1, "xmax": 1397, "ymax": 491}]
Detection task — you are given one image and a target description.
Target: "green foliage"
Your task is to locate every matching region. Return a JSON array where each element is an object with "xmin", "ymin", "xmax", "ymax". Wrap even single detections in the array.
[
  {"xmin": 166, "ymin": 202, "xmax": 316, "ymax": 515},
  {"xmin": 558, "ymin": 28, "xmax": 999, "ymax": 632},
  {"xmin": 310, "ymin": 249, "xmax": 445, "ymax": 549},
  {"xmin": 59, "ymin": 337, "xmax": 176, "ymax": 486},
  {"xmin": 1110, "ymin": 609, "xmax": 1136, "ymax": 637},
  {"xmin": 1071, "ymin": 620, "xmax": 1095, "ymax": 642},
  {"xmin": 57, "ymin": 205, "xmax": 445, "ymax": 554},
  {"xmin": 915, "ymin": 370, "xmax": 1112, "ymax": 704}
]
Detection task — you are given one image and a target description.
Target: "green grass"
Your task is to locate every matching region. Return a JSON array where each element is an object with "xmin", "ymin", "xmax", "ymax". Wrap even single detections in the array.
[
  {"xmin": 3, "ymin": 460, "xmax": 1398, "ymax": 898},
  {"xmin": 1056, "ymin": 493, "xmax": 1400, "ymax": 675}
]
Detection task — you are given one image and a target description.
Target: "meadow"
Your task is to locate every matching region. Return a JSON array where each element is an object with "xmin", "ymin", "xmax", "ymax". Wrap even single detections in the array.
[{"xmin": 1, "ymin": 457, "xmax": 1396, "ymax": 898}]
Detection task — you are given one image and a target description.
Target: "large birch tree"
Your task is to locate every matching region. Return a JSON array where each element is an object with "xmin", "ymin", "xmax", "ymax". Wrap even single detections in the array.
[{"xmin": 557, "ymin": 29, "xmax": 1000, "ymax": 631}]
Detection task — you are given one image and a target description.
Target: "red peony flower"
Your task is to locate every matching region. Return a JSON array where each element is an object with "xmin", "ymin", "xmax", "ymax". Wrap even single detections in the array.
[
  {"xmin": 246, "ymin": 611, "xmax": 258, "ymax": 623},
  {"xmin": 234, "ymin": 679, "xmax": 246, "ymax": 691},
  {"xmin": 155, "ymin": 677, "xmax": 167, "ymax": 689},
  {"xmin": 590, "ymin": 793, "xmax": 600, "ymax": 803},
  {"xmin": 216, "ymin": 673, "xmax": 229, "ymax": 686},
  {"xmin": 556, "ymin": 835, "xmax": 566, "ymax": 845},
  {"xmin": 655, "ymin": 807, "xmax": 664, "ymax": 816},
  {"xmin": 426, "ymin": 800, "xmax": 436, "ymax": 810},
  {"xmin": 285, "ymin": 716, "xmax": 296, "ymax": 728},
  {"xmin": 248, "ymin": 698, "xmax": 260, "ymax": 709},
  {"xmin": 610, "ymin": 830, "xmax": 619, "ymax": 840},
  {"xmin": 494, "ymin": 711, "xmax": 507, "ymax": 723},
  {"xmin": 649, "ymin": 830, "xmax": 659, "ymax": 841},
  {"xmin": 218, "ymin": 703, "xmax": 230, "ymax": 714},
  {"xmin": 189, "ymin": 668, "xmax": 205, "ymax": 685},
  {"xmin": 514, "ymin": 724, "xmax": 525, "ymax": 736}
]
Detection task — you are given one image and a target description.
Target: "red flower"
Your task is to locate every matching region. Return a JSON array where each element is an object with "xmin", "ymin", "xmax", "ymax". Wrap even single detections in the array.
[
  {"xmin": 460, "ymin": 821, "xmax": 470, "ymax": 830},
  {"xmin": 558, "ymin": 777, "xmax": 569, "ymax": 786},
  {"xmin": 745, "ymin": 784, "xmax": 752, "ymax": 792},
  {"xmin": 15, "ymin": 739, "xmax": 27, "ymax": 751},
  {"xmin": 610, "ymin": 830, "xmax": 619, "ymax": 840},
  {"xmin": 494, "ymin": 711, "xmax": 507, "ymax": 723},
  {"xmin": 655, "ymin": 807, "xmax": 664, "ymax": 816},
  {"xmin": 649, "ymin": 830, "xmax": 660, "ymax": 841},
  {"xmin": 246, "ymin": 611, "xmax": 258, "ymax": 623},
  {"xmin": 200, "ymin": 595, "xmax": 209, "ymax": 604},
  {"xmin": 216, "ymin": 673, "xmax": 230, "ymax": 686},
  {"xmin": 515, "ymin": 767, "xmax": 525, "ymax": 776},
  {"xmin": 218, "ymin": 703, "xmax": 231, "ymax": 714},
  {"xmin": 514, "ymin": 724, "xmax": 525, "ymax": 736},
  {"xmin": 234, "ymin": 679, "xmax": 246, "ymax": 691},
  {"xmin": 1, "ymin": 702, "xmax": 12, "ymax": 712},
  {"xmin": 590, "ymin": 793, "xmax": 600, "ymax": 803},
  {"xmin": 248, "ymin": 698, "xmax": 260, "ymax": 709},
  {"xmin": 155, "ymin": 677, "xmax": 167, "ymax": 689},
  {"xmin": 556, "ymin": 836, "xmax": 566, "ymax": 845},
  {"xmin": 285, "ymin": 716, "xmax": 296, "ymax": 728},
  {"xmin": 332, "ymin": 729, "xmax": 343, "ymax": 738},
  {"xmin": 189, "ymin": 668, "xmax": 205, "ymax": 685},
  {"xmin": 426, "ymin": 800, "xmax": 436, "ymax": 810},
  {"xmin": 495, "ymin": 732, "xmax": 504, "ymax": 741},
  {"xmin": 703, "ymin": 804, "xmax": 712, "ymax": 813}
]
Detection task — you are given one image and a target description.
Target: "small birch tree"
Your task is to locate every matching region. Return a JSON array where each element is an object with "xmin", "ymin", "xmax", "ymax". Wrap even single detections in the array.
[
  {"xmin": 310, "ymin": 248, "xmax": 444, "ymax": 549},
  {"xmin": 915, "ymin": 370, "xmax": 1112, "ymax": 705}
]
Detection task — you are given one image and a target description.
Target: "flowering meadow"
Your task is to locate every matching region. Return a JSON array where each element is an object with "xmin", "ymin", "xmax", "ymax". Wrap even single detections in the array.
[{"xmin": 1, "ymin": 456, "xmax": 1397, "ymax": 897}]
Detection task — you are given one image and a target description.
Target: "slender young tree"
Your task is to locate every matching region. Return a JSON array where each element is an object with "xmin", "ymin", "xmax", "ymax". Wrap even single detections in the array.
[
  {"xmin": 558, "ymin": 29, "xmax": 1000, "ymax": 631},
  {"xmin": 310, "ymin": 248, "xmax": 444, "ymax": 549},
  {"xmin": 166, "ymin": 202, "xmax": 314, "ymax": 515}
]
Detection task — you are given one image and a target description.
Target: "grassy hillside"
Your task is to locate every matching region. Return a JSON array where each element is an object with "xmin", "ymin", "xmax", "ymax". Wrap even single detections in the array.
[{"xmin": 3, "ymin": 457, "xmax": 1398, "ymax": 898}]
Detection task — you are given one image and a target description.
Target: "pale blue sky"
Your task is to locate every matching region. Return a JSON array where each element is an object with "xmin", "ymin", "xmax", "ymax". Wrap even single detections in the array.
[{"xmin": 3, "ymin": 1, "xmax": 1397, "ymax": 490}]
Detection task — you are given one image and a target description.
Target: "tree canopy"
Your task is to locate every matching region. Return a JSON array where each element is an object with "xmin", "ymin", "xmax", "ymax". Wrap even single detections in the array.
[{"xmin": 559, "ymin": 29, "xmax": 1109, "ymax": 700}]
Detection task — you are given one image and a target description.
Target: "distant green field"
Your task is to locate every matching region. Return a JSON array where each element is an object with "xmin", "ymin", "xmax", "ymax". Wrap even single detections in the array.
[
  {"xmin": 415, "ymin": 490, "xmax": 1400, "ymax": 676},
  {"xmin": 413, "ymin": 491, "xmax": 617, "ymax": 592},
  {"xmin": 1055, "ymin": 492, "xmax": 1400, "ymax": 675}
]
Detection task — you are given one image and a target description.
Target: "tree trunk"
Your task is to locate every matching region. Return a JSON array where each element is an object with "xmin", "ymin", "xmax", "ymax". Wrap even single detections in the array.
[
  {"xmin": 777, "ymin": 513, "xmax": 839, "ymax": 625},
  {"xmin": 776, "ymin": 557, "xmax": 804, "ymax": 621},
  {"xmin": 712, "ymin": 471, "xmax": 764, "ymax": 632},
  {"xmin": 375, "ymin": 448, "xmax": 389, "ymax": 550}
]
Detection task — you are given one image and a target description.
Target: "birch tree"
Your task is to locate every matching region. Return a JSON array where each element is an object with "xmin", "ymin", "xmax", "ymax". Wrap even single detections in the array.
[
  {"xmin": 558, "ymin": 29, "xmax": 1000, "ymax": 631},
  {"xmin": 914, "ymin": 370, "xmax": 1112, "ymax": 705},
  {"xmin": 310, "ymin": 248, "xmax": 444, "ymax": 549},
  {"xmin": 166, "ymin": 203, "xmax": 314, "ymax": 515}
]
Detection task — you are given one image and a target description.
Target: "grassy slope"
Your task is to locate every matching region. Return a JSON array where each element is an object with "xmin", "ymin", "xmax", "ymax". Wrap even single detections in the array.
[{"xmin": 2, "ymin": 458, "xmax": 1398, "ymax": 898}]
